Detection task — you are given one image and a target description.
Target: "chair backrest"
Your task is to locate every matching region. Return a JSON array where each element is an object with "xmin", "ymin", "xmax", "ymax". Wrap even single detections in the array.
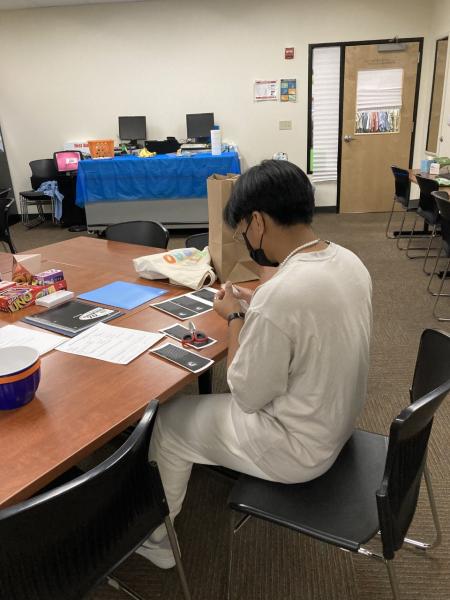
[
  {"xmin": 391, "ymin": 166, "xmax": 410, "ymax": 204},
  {"xmin": 185, "ymin": 232, "xmax": 209, "ymax": 250},
  {"xmin": 415, "ymin": 175, "xmax": 439, "ymax": 215},
  {"xmin": 29, "ymin": 159, "xmax": 59, "ymax": 190},
  {"xmin": 53, "ymin": 150, "xmax": 83, "ymax": 173},
  {"xmin": 105, "ymin": 220, "xmax": 170, "ymax": 249},
  {"xmin": 432, "ymin": 191, "xmax": 450, "ymax": 248},
  {"xmin": 377, "ymin": 378, "xmax": 450, "ymax": 560},
  {"xmin": 0, "ymin": 187, "xmax": 12, "ymax": 199},
  {"xmin": 377, "ymin": 328, "xmax": 450, "ymax": 561},
  {"xmin": 410, "ymin": 328, "xmax": 450, "ymax": 403},
  {"xmin": 0, "ymin": 400, "xmax": 167, "ymax": 600}
]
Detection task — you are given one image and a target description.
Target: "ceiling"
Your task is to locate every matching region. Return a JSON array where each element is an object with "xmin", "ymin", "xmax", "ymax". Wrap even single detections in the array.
[{"xmin": 0, "ymin": 0, "xmax": 145, "ymax": 9}]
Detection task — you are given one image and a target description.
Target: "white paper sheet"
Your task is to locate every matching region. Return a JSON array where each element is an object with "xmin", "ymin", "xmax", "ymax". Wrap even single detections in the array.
[
  {"xmin": 0, "ymin": 324, "xmax": 64, "ymax": 355},
  {"xmin": 254, "ymin": 79, "xmax": 278, "ymax": 101},
  {"xmin": 56, "ymin": 323, "xmax": 165, "ymax": 364}
]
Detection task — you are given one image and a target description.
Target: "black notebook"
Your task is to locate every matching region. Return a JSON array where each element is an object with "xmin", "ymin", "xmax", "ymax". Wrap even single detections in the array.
[{"xmin": 22, "ymin": 300, "xmax": 123, "ymax": 337}]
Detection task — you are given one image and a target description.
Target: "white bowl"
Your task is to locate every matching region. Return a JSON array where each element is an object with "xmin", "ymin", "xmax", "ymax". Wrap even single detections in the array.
[{"xmin": 0, "ymin": 346, "xmax": 40, "ymax": 377}]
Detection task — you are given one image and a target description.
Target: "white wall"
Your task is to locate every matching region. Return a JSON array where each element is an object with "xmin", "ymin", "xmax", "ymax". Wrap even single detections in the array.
[{"xmin": 0, "ymin": 0, "xmax": 435, "ymax": 208}]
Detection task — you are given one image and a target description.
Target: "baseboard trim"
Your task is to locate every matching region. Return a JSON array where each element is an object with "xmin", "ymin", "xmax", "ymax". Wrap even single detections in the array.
[{"xmin": 315, "ymin": 206, "xmax": 337, "ymax": 214}]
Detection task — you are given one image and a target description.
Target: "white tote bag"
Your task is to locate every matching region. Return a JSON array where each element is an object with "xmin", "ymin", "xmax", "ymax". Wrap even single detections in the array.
[{"xmin": 133, "ymin": 247, "xmax": 217, "ymax": 290}]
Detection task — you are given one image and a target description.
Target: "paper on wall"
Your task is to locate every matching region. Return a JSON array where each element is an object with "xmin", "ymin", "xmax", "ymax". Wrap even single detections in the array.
[{"xmin": 254, "ymin": 80, "xmax": 278, "ymax": 102}]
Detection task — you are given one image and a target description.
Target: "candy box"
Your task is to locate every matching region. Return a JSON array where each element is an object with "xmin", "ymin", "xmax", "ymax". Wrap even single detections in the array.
[
  {"xmin": 32, "ymin": 269, "xmax": 64, "ymax": 286},
  {"xmin": 0, "ymin": 280, "xmax": 68, "ymax": 312}
]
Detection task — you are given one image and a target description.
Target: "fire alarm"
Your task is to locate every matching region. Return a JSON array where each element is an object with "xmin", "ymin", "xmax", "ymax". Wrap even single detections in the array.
[{"xmin": 285, "ymin": 47, "xmax": 295, "ymax": 60}]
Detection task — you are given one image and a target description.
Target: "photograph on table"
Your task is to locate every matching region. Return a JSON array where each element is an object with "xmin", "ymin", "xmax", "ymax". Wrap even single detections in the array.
[
  {"xmin": 151, "ymin": 287, "xmax": 216, "ymax": 320},
  {"xmin": 150, "ymin": 342, "xmax": 214, "ymax": 373}
]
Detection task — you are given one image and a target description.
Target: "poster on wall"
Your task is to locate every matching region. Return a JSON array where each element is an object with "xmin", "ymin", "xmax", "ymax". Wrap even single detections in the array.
[
  {"xmin": 254, "ymin": 80, "xmax": 278, "ymax": 102},
  {"xmin": 280, "ymin": 78, "xmax": 297, "ymax": 102}
]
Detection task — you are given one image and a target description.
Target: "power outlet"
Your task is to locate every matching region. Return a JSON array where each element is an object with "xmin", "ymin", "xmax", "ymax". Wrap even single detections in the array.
[{"xmin": 279, "ymin": 120, "xmax": 292, "ymax": 130}]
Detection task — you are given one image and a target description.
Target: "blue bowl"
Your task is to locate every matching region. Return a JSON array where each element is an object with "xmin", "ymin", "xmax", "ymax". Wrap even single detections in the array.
[{"xmin": 0, "ymin": 346, "xmax": 41, "ymax": 410}]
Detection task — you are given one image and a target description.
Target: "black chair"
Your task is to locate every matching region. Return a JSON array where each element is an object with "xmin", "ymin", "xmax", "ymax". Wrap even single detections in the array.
[
  {"xmin": 427, "ymin": 191, "xmax": 450, "ymax": 321},
  {"xmin": 185, "ymin": 232, "xmax": 209, "ymax": 250},
  {"xmin": 0, "ymin": 400, "xmax": 191, "ymax": 600},
  {"xmin": 105, "ymin": 220, "xmax": 170, "ymax": 249},
  {"xmin": 386, "ymin": 166, "xmax": 419, "ymax": 248},
  {"xmin": 228, "ymin": 329, "xmax": 450, "ymax": 600},
  {"xmin": 19, "ymin": 159, "xmax": 60, "ymax": 228},
  {"xmin": 406, "ymin": 175, "xmax": 440, "ymax": 273},
  {"xmin": 0, "ymin": 195, "xmax": 17, "ymax": 253}
]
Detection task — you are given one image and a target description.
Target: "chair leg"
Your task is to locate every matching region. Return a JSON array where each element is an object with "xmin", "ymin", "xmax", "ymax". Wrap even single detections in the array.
[
  {"xmin": 396, "ymin": 211, "xmax": 408, "ymax": 249},
  {"xmin": 358, "ymin": 547, "xmax": 400, "ymax": 600},
  {"xmin": 164, "ymin": 516, "xmax": 192, "ymax": 600},
  {"xmin": 385, "ymin": 199, "xmax": 397, "ymax": 239},
  {"xmin": 427, "ymin": 246, "xmax": 442, "ymax": 295},
  {"xmin": 423, "ymin": 225, "xmax": 438, "ymax": 274},
  {"xmin": 423, "ymin": 464, "xmax": 442, "ymax": 549},
  {"xmin": 107, "ymin": 576, "xmax": 145, "ymax": 600},
  {"xmin": 405, "ymin": 216, "xmax": 436, "ymax": 259},
  {"xmin": 432, "ymin": 259, "xmax": 450, "ymax": 321},
  {"xmin": 385, "ymin": 560, "xmax": 401, "ymax": 600},
  {"xmin": 227, "ymin": 513, "xmax": 252, "ymax": 600}
]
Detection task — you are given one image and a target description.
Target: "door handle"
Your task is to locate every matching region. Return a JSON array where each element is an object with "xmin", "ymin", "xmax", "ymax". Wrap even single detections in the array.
[{"xmin": 344, "ymin": 135, "xmax": 355, "ymax": 143}]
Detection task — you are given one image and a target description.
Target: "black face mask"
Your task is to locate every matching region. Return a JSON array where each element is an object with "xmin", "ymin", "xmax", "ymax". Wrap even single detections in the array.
[{"xmin": 242, "ymin": 217, "xmax": 279, "ymax": 268}]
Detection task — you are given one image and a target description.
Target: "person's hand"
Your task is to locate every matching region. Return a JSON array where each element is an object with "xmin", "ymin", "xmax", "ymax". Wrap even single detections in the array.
[
  {"xmin": 213, "ymin": 281, "xmax": 242, "ymax": 320},
  {"xmin": 231, "ymin": 285, "xmax": 253, "ymax": 305}
]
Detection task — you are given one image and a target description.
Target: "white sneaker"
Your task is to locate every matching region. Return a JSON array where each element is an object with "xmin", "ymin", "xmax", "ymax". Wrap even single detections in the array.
[{"xmin": 135, "ymin": 535, "xmax": 176, "ymax": 569}]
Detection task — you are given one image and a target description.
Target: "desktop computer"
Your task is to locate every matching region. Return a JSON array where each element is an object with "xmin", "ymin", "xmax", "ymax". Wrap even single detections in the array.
[
  {"xmin": 182, "ymin": 113, "xmax": 214, "ymax": 150},
  {"xmin": 118, "ymin": 116, "xmax": 147, "ymax": 148}
]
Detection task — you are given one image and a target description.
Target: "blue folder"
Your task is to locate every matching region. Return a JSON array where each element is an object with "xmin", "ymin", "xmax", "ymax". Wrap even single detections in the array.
[{"xmin": 78, "ymin": 281, "xmax": 168, "ymax": 310}]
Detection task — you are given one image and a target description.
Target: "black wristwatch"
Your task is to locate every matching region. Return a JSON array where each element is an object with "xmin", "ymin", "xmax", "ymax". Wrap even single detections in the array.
[{"xmin": 227, "ymin": 311, "xmax": 245, "ymax": 326}]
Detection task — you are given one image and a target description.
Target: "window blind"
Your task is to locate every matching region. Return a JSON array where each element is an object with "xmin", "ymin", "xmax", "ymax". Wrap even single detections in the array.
[{"xmin": 311, "ymin": 46, "xmax": 341, "ymax": 183}]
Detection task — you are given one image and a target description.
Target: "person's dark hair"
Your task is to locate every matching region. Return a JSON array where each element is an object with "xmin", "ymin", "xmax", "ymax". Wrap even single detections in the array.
[{"xmin": 224, "ymin": 160, "xmax": 315, "ymax": 228}]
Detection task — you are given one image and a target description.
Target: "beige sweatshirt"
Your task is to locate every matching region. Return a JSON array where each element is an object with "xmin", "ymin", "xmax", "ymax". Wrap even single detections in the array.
[{"xmin": 227, "ymin": 242, "xmax": 372, "ymax": 483}]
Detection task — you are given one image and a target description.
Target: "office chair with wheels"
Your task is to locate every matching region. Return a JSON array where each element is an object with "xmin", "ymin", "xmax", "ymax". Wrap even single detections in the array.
[
  {"xmin": 105, "ymin": 220, "xmax": 170, "ymax": 249},
  {"xmin": 386, "ymin": 166, "xmax": 419, "ymax": 248},
  {"xmin": 19, "ymin": 159, "xmax": 60, "ymax": 228},
  {"xmin": 427, "ymin": 191, "xmax": 450, "ymax": 321},
  {"xmin": 0, "ymin": 196, "xmax": 17, "ymax": 253},
  {"xmin": 228, "ymin": 328, "xmax": 450, "ymax": 600},
  {"xmin": 406, "ymin": 175, "xmax": 440, "ymax": 273},
  {"xmin": 185, "ymin": 232, "xmax": 209, "ymax": 250},
  {"xmin": 0, "ymin": 400, "xmax": 191, "ymax": 600}
]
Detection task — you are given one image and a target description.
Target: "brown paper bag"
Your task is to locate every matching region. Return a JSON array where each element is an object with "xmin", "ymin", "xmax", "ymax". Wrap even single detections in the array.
[{"xmin": 207, "ymin": 174, "xmax": 259, "ymax": 283}]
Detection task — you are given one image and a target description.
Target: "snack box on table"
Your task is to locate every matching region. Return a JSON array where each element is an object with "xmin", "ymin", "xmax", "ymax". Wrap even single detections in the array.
[
  {"xmin": 32, "ymin": 269, "xmax": 64, "ymax": 286},
  {"xmin": 0, "ymin": 280, "xmax": 68, "ymax": 312}
]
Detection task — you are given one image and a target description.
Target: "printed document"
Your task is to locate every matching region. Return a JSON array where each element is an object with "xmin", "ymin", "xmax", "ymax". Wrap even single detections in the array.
[
  {"xmin": 0, "ymin": 324, "xmax": 64, "ymax": 355},
  {"xmin": 56, "ymin": 322, "xmax": 165, "ymax": 364}
]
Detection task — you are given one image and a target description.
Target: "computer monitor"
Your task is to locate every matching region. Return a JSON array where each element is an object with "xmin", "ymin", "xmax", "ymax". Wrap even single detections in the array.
[
  {"xmin": 118, "ymin": 116, "xmax": 147, "ymax": 146},
  {"xmin": 186, "ymin": 113, "xmax": 214, "ymax": 143}
]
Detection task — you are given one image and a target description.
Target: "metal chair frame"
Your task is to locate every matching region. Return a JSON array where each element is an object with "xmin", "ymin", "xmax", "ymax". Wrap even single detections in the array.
[
  {"xmin": 386, "ymin": 166, "xmax": 419, "ymax": 249},
  {"xmin": 405, "ymin": 176, "xmax": 441, "ymax": 273},
  {"xmin": 426, "ymin": 191, "xmax": 450, "ymax": 320}
]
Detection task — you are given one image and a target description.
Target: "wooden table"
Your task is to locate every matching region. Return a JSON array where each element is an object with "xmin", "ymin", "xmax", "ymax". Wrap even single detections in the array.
[{"xmin": 0, "ymin": 237, "xmax": 232, "ymax": 508}]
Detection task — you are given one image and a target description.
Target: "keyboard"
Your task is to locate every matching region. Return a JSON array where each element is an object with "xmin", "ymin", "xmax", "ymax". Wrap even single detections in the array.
[{"xmin": 180, "ymin": 143, "xmax": 211, "ymax": 150}]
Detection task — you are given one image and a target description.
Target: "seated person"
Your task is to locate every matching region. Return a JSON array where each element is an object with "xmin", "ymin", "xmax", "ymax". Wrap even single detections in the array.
[{"xmin": 136, "ymin": 159, "xmax": 372, "ymax": 568}]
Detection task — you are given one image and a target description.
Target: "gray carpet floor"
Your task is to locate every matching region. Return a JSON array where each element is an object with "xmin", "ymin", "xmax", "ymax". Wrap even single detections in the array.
[{"xmin": 3, "ymin": 213, "xmax": 450, "ymax": 600}]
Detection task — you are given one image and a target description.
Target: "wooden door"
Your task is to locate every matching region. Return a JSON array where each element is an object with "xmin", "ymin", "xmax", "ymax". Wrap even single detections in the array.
[{"xmin": 340, "ymin": 42, "xmax": 420, "ymax": 213}]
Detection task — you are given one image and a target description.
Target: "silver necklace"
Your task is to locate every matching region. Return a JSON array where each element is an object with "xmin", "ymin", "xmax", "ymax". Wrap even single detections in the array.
[{"xmin": 279, "ymin": 239, "xmax": 322, "ymax": 268}]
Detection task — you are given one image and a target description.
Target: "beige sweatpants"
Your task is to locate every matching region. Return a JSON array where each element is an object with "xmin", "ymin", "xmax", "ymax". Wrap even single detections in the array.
[{"xmin": 149, "ymin": 393, "xmax": 271, "ymax": 533}]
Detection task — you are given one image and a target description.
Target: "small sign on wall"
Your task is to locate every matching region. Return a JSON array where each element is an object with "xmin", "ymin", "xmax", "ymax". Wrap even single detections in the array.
[
  {"xmin": 285, "ymin": 47, "xmax": 295, "ymax": 60},
  {"xmin": 254, "ymin": 80, "xmax": 278, "ymax": 102},
  {"xmin": 280, "ymin": 79, "xmax": 297, "ymax": 102}
]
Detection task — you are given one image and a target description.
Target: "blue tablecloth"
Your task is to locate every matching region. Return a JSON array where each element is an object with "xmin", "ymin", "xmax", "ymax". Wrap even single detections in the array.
[{"xmin": 76, "ymin": 152, "xmax": 241, "ymax": 207}]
